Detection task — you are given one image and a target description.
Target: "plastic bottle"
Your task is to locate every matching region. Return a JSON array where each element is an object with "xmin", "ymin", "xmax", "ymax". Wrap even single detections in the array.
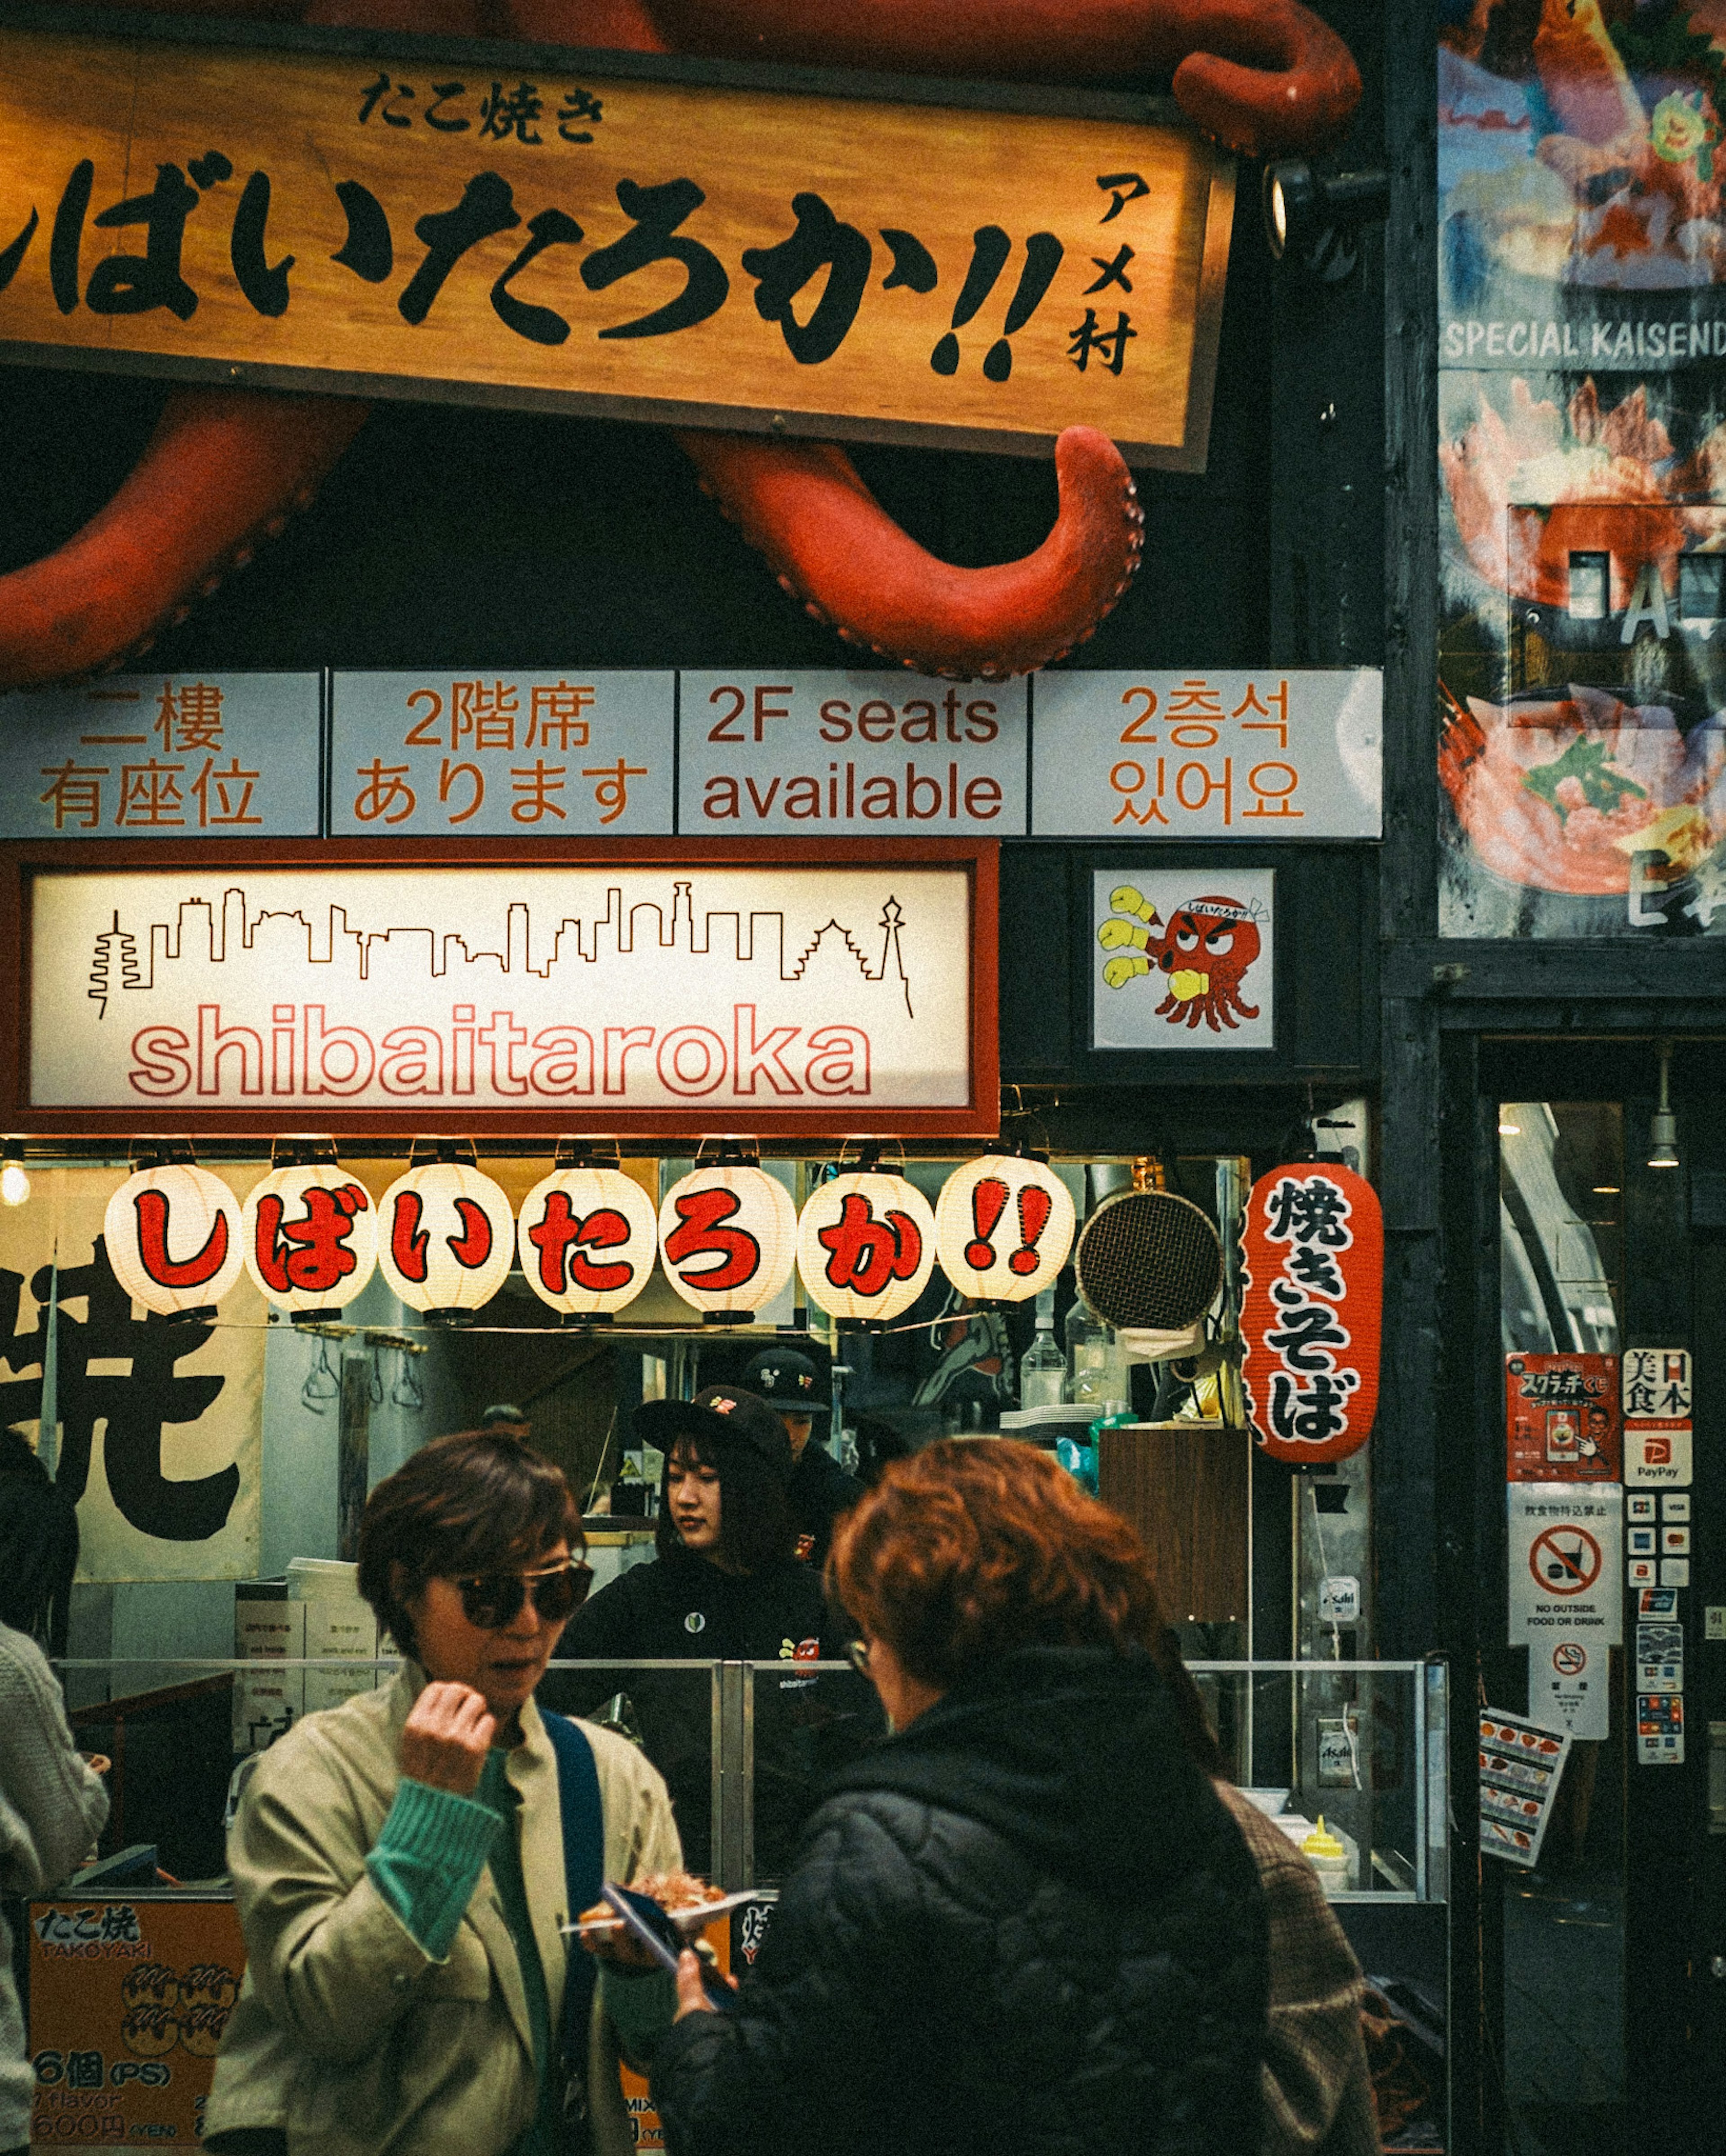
[
  {"xmin": 1064, "ymin": 1298, "xmax": 1126, "ymax": 1412},
  {"xmin": 1019, "ymin": 1290, "xmax": 1065, "ymax": 1410},
  {"xmin": 1300, "ymin": 1815, "xmax": 1350, "ymax": 1897}
]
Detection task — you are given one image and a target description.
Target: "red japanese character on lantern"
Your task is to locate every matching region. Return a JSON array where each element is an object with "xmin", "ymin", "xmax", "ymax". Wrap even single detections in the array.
[
  {"xmin": 517, "ymin": 1162, "xmax": 658, "ymax": 1319},
  {"xmin": 378, "ymin": 1157, "xmax": 515, "ymax": 1318},
  {"xmin": 658, "ymin": 1161, "xmax": 796, "ymax": 1322},
  {"xmin": 105, "ymin": 1160, "xmax": 246, "ymax": 1317},
  {"xmin": 798, "ymin": 1169, "xmax": 936, "ymax": 1323},
  {"xmin": 242, "ymin": 1162, "xmax": 378, "ymax": 1316}
]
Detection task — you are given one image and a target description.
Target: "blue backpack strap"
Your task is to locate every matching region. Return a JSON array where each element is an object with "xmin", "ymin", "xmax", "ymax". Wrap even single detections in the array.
[{"xmin": 541, "ymin": 1708, "xmax": 605, "ymax": 2075}]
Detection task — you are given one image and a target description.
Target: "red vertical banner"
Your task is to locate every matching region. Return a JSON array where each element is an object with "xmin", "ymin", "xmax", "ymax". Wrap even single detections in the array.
[{"xmin": 1240, "ymin": 1162, "xmax": 1382, "ymax": 1464}]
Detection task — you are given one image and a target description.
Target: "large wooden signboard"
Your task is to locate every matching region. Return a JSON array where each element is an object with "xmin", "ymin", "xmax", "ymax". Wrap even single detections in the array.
[{"xmin": 0, "ymin": 14, "xmax": 1233, "ymax": 468}]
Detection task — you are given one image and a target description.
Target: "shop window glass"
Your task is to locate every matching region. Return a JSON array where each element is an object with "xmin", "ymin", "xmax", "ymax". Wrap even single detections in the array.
[
  {"xmin": 1497, "ymin": 1100, "xmax": 1625, "ymax": 2143},
  {"xmin": 1499, "ymin": 1103, "xmax": 1623, "ymax": 1353}
]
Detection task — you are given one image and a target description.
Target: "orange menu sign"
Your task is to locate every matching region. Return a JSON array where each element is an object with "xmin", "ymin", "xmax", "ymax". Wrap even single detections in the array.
[{"xmin": 28, "ymin": 1897, "xmax": 245, "ymax": 2145}]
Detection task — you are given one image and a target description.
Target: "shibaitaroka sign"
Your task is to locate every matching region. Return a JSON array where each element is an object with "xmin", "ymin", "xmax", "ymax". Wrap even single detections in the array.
[
  {"xmin": 12, "ymin": 845, "xmax": 997, "ymax": 1136},
  {"xmin": 0, "ymin": 13, "xmax": 1232, "ymax": 468}
]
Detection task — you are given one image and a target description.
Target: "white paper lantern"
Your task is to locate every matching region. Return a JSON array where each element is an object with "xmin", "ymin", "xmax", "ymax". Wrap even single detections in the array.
[
  {"xmin": 798, "ymin": 1171, "xmax": 936, "ymax": 1323},
  {"xmin": 377, "ymin": 1160, "xmax": 516, "ymax": 1317},
  {"xmin": 517, "ymin": 1165, "xmax": 659, "ymax": 1318},
  {"xmin": 934, "ymin": 1155, "xmax": 1076, "ymax": 1303},
  {"xmin": 658, "ymin": 1162, "xmax": 796, "ymax": 1320},
  {"xmin": 105, "ymin": 1162, "xmax": 245, "ymax": 1316},
  {"xmin": 242, "ymin": 1163, "xmax": 379, "ymax": 1316}
]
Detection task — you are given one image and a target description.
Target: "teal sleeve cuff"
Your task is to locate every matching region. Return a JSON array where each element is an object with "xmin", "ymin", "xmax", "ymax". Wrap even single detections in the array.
[
  {"xmin": 600, "ymin": 1965, "xmax": 679, "ymax": 2066},
  {"xmin": 365, "ymin": 1777, "xmax": 502, "ymax": 1961}
]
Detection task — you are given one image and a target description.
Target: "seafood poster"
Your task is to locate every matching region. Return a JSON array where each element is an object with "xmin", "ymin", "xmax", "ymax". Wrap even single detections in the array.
[
  {"xmin": 1092, "ymin": 869, "xmax": 1274, "ymax": 1048},
  {"xmin": 1438, "ymin": 1, "xmax": 1726, "ymax": 936},
  {"xmin": 28, "ymin": 1897, "xmax": 246, "ymax": 2143}
]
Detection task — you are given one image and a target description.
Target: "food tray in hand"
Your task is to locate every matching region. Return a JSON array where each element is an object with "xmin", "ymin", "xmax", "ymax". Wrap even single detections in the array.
[{"xmin": 563, "ymin": 1888, "xmax": 761, "ymax": 1939}]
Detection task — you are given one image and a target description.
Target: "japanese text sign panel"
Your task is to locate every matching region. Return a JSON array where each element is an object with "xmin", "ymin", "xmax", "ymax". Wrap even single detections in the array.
[
  {"xmin": 1507, "ymin": 1484, "xmax": 1623, "ymax": 1649},
  {"xmin": 330, "ymin": 671, "xmax": 673, "ymax": 835},
  {"xmin": 1505, "ymin": 1353, "xmax": 1621, "ymax": 1483},
  {"xmin": 678, "ymin": 672, "xmax": 1025, "ymax": 836},
  {"xmin": 25, "ymin": 860, "xmax": 988, "ymax": 1132},
  {"xmin": 29, "ymin": 1895, "xmax": 247, "ymax": 2143},
  {"xmin": 1624, "ymin": 1347, "xmax": 1691, "ymax": 1419},
  {"xmin": 1033, "ymin": 669, "xmax": 1382, "ymax": 837},
  {"xmin": 0, "ymin": 674, "xmax": 319, "ymax": 839},
  {"xmin": 1240, "ymin": 1160, "xmax": 1382, "ymax": 1465},
  {"xmin": 1093, "ymin": 868, "xmax": 1273, "ymax": 1049},
  {"xmin": 1479, "ymin": 1710, "xmax": 1569, "ymax": 1868},
  {"xmin": 1623, "ymin": 1344, "xmax": 1691, "ymax": 1488},
  {"xmin": 0, "ymin": 22, "xmax": 1232, "ymax": 469}
]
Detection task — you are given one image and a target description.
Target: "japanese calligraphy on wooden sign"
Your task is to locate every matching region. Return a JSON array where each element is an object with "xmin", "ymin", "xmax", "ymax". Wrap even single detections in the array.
[
  {"xmin": 1505, "ymin": 1353, "xmax": 1622, "ymax": 1484},
  {"xmin": 1239, "ymin": 1161, "xmax": 1383, "ymax": 1464},
  {"xmin": 17, "ymin": 850, "xmax": 996, "ymax": 1136},
  {"xmin": 1035, "ymin": 669, "xmax": 1382, "ymax": 837},
  {"xmin": 0, "ymin": 20, "xmax": 1233, "ymax": 469},
  {"xmin": 0, "ymin": 674, "xmax": 319, "ymax": 839}
]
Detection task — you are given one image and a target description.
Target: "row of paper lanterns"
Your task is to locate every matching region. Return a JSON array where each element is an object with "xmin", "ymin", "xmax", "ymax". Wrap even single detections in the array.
[{"xmin": 102, "ymin": 1150, "xmax": 1080, "ymax": 1324}]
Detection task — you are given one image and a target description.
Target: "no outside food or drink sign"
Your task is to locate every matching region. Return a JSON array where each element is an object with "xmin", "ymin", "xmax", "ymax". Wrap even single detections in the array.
[{"xmin": 1507, "ymin": 1484, "xmax": 1623, "ymax": 1649}]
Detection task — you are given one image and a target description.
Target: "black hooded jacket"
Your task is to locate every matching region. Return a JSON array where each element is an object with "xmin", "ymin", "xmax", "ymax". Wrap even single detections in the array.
[{"xmin": 650, "ymin": 1644, "xmax": 1269, "ymax": 2156}]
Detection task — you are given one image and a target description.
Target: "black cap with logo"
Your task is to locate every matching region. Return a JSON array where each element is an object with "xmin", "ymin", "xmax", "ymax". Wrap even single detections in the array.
[
  {"xmin": 741, "ymin": 1348, "xmax": 829, "ymax": 1417},
  {"xmin": 634, "ymin": 1385, "xmax": 795, "ymax": 1484}
]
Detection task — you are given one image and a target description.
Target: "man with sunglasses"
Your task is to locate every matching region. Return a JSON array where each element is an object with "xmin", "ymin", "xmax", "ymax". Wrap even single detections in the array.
[{"xmin": 206, "ymin": 1428, "xmax": 681, "ymax": 2156}]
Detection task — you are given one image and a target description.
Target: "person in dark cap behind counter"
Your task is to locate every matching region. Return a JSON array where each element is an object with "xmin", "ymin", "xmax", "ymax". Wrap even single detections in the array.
[
  {"xmin": 742, "ymin": 1349, "xmax": 864, "ymax": 1572},
  {"xmin": 556, "ymin": 1387, "xmax": 858, "ymax": 1873}
]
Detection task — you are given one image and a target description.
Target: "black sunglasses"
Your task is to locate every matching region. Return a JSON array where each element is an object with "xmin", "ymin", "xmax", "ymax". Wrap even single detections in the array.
[{"xmin": 454, "ymin": 1561, "xmax": 592, "ymax": 1631}]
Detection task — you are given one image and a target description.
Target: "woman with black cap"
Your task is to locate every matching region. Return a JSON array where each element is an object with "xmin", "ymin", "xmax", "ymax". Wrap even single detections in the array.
[
  {"xmin": 740, "ymin": 1349, "xmax": 864, "ymax": 1572},
  {"xmin": 557, "ymin": 1388, "xmax": 859, "ymax": 1872}
]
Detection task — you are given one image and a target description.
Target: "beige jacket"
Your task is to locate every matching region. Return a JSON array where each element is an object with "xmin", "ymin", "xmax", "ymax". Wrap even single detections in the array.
[
  {"xmin": 1218, "ymin": 1785, "xmax": 1379, "ymax": 2156},
  {"xmin": 206, "ymin": 1667, "xmax": 681, "ymax": 2156}
]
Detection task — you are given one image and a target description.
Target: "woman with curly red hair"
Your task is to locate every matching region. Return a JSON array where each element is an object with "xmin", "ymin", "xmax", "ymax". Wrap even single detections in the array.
[{"xmin": 647, "ymin": 1437, "xmax": 1271, "ymax": 2156}]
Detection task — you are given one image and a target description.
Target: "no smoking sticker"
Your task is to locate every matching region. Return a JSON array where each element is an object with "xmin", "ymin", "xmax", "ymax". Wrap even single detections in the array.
[{"xmin": 1531, "ymin": 1637, "xmax": 1607, "ymax": 1741}]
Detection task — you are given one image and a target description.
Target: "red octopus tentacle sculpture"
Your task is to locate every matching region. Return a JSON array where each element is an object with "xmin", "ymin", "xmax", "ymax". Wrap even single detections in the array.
[
  {"xmin": 0, "ymin": 389, "xmax": 368, "ymax": 690},
  {"xmin": 0, "ymin": 0, "xmax": 1359, "ymax": 690},
  {"xmin": 676, "ymin": 425, "xmax": 1144, "ymax": 679}
]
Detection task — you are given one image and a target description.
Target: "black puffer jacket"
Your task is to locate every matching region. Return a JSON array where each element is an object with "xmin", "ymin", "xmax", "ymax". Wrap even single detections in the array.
[{"xmin": 651, "ymin": 1644, "xmax": 1268, "ymax": 2156}]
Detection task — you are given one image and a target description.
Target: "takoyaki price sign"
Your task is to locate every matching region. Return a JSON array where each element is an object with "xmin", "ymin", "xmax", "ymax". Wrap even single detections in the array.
[
  {"xmin": 18, "ymin": 851, "xmax": 995, "ymax": 1136},
  {"xmin": 29, "ymin": 1895, "xmax": 246, "ymax": 2145},
  {"xmin": 0, "ymin": 17, "xmax": 1232, "ymax": 467}
]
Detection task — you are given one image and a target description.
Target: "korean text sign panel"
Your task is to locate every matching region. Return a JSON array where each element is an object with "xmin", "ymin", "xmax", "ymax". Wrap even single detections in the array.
[
  {"xmin": 25, "ymin": 859, "xmax": 988, "ymax": 1132},
  {"xmin": 1034, "ymin": 669, "xmax": 1381, "ymax": 838},
  {"xmin": 0, "ymin": 22, "xmax": 1232, "ymax": 468}
]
